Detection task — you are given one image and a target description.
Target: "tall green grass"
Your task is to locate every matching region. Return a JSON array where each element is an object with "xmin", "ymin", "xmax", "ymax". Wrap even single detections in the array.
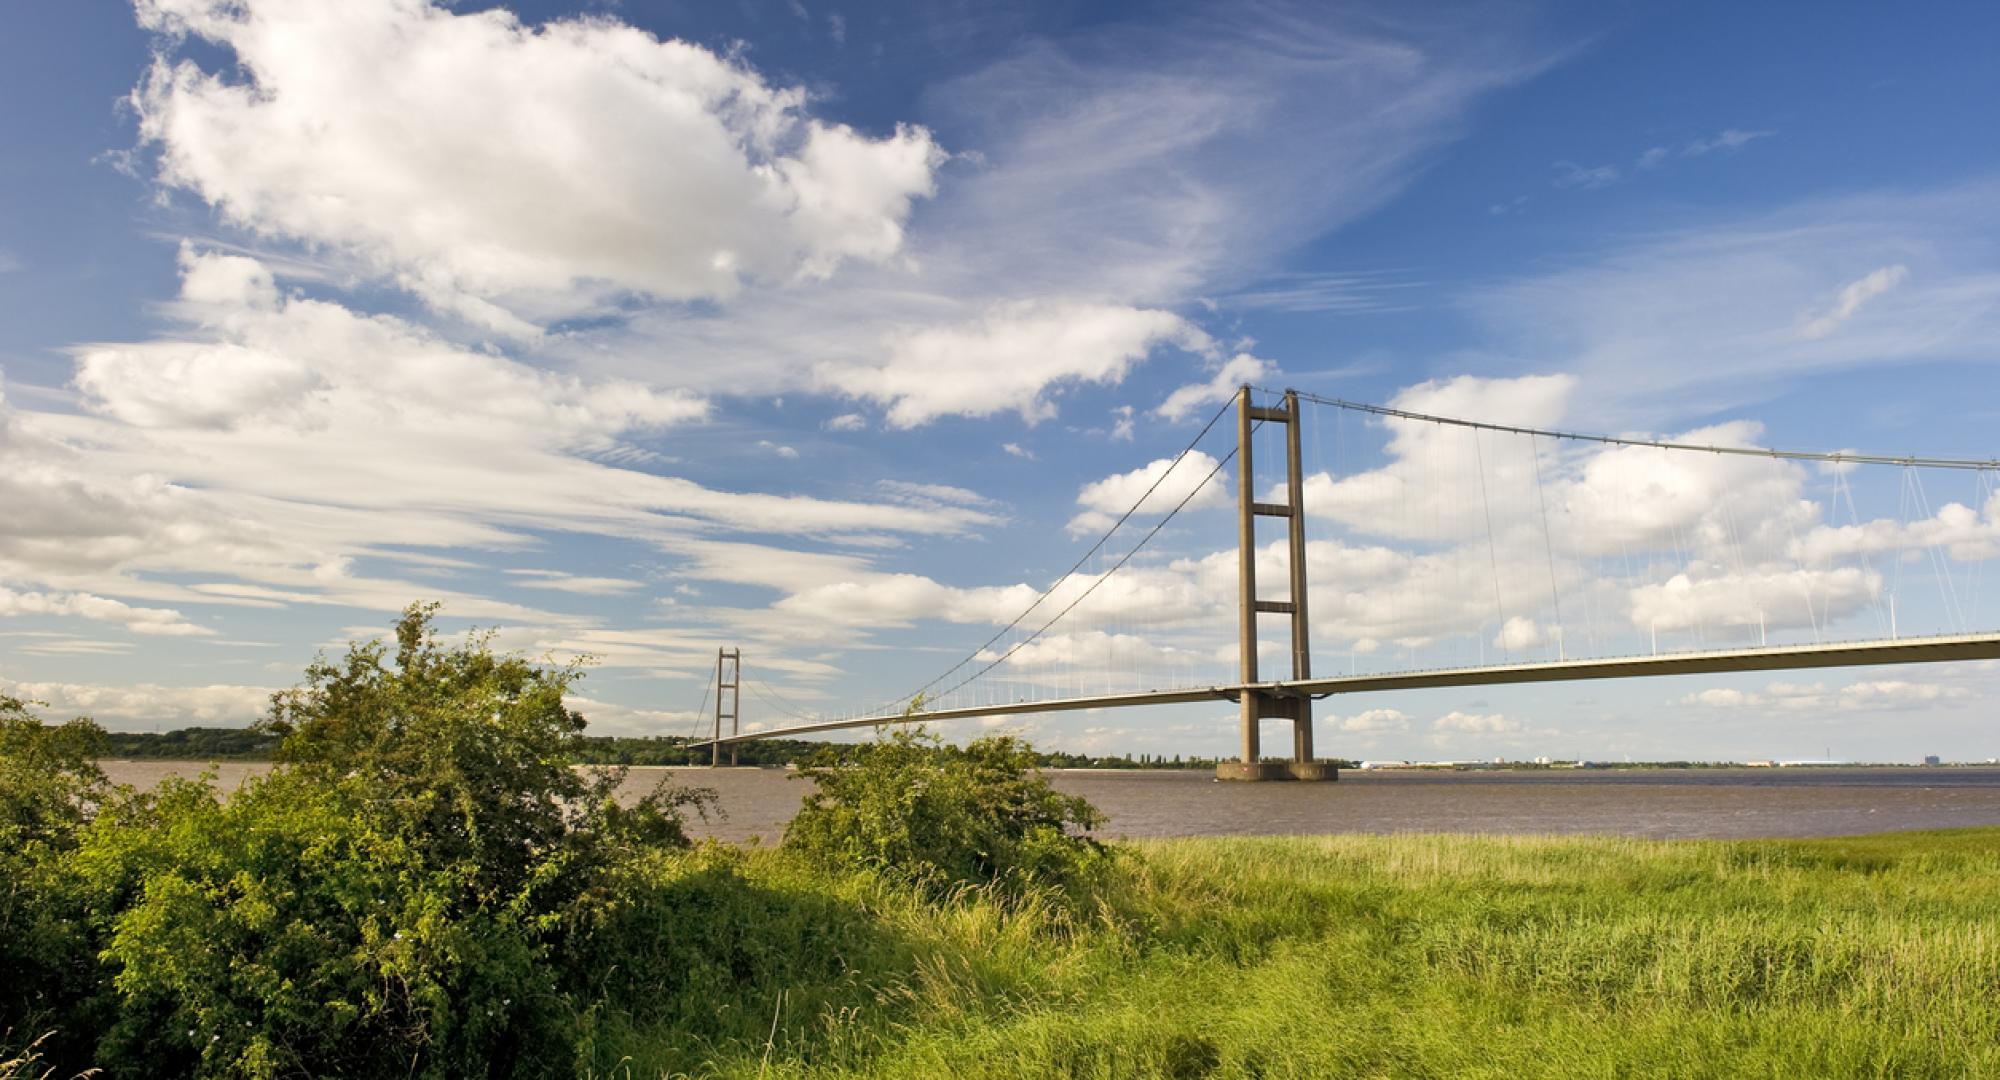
[{"xmin": 591, "ymin": 829, "xmax": 2000, "ymax": 1079}]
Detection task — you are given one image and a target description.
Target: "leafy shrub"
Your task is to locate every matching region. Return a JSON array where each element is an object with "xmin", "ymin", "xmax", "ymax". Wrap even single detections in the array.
[
  {"xmin": 76, "ymin": 771, "xmax": 573, "ymax": 1077},
  {"xmin": 0, "ymin": 695, "xmax": 110, "ymax": 846},
  {"xmin": 784, "ymin": 727, "xmax": 1108, "ymax": 897},
  {"xmin": 56, "ymin": 605, "xmax": 708, "ymax": 1079},
  {"xmin": 0, "ymin": 697, "xmax": 116, "ymax": 1067}
]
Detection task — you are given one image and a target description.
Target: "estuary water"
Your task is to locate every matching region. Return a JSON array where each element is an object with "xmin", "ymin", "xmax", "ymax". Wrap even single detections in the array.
[{"xmin": 98, "ymin": 761, "xmax": 2000, "ymax": 844}]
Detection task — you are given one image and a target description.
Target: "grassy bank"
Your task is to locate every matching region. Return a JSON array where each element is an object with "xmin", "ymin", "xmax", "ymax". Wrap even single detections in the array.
[{"xmin": 593, "ymin": 829, "xmax": 2000, "ymax": 1079}]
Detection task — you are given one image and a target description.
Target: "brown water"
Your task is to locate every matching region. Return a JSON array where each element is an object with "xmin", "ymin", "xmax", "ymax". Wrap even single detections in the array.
[{"xmin": 99, "ymin": 761, "xmax": 2000, "ymax": 844}]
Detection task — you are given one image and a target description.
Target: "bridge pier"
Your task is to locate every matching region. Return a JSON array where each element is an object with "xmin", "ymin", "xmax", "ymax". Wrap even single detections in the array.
[{"xmin": 1219, "ymin": 387, "xmax": 1336, "ymax": 782}]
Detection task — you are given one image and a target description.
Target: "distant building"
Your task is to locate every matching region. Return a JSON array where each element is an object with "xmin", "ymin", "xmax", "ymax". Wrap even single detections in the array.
[{"xmin": 1923, "ymin": 755, "xmax": 1942, "ymax": 767}]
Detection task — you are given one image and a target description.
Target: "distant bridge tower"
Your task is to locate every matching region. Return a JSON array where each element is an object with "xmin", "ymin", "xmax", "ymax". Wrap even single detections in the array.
[
  {"xmin": 711, "ymin": 647, "xmax": 741, "ymax": 767},
  {"xmin": 1219, "ymin": 387, "xmax": 1335, "ymax": 781}
]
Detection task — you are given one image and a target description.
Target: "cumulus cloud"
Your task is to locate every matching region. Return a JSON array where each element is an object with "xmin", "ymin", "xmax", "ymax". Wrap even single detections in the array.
[
  {"xmin": 1067, "ymin": 450, "xmax": 1230, "ymax": 536},
  {"xmin": 1336, "ymin": 707, "xmax": 1409, "ymax": 732},
  {"xmin": 1432, "ymin": 710, "xmax": 1519, "ymax": 733},
  {"xmin": 1155, "ymin": 353, "xmax": 1271, "ymax": 421},
  {"xmin": 1493, "ymin": 615, "xmax": 1543, "ymax": 650},
  {"xmin": 820, "ymin": 301, "xmax": 1207, "ymax": 427},
  {"xmin": 1299, "ymin": 373, "xmax": 1575, "ymax": 541},
  {"xmin": 1628, "ymin": 567, "xmax": 1880, "ymax": 636},
  {"xmin": 131, "ymin": 0, "xmax": 942, "ymax": 333}
]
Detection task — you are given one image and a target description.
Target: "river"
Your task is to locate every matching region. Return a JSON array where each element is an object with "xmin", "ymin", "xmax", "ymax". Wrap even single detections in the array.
[{"xmin": 96, "ymin": 761, "xmax": 2000, "ymax": 843}]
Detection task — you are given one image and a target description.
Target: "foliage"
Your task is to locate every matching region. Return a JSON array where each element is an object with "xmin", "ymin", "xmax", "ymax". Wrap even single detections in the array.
[
  {"xmin": 2, "ymin": 605, "xmax": 712, "ymax": 1079},
  {"xmin": 0, "ymin": 698, "xmax": 117, "ymax": 1069},
  {"xmin": 785, "ymin": 726, "xmax": 1108, "ymax": 897},
  {"xmin": 72, "ymin": 771, "xmax": 576, "ymax": 1077},
  {"xmin": 0, "ymin": 695, "xmax": 110, "ymax": 846}
]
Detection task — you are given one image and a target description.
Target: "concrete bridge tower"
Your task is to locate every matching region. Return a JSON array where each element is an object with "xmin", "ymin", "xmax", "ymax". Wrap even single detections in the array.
[{"xmin": 1217, "ymin": 387, "xmax": 1336, "ymax": 781}]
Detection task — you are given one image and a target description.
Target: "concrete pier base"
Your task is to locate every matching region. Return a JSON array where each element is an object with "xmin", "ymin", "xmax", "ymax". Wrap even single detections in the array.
[{"xmin": 1214, "ymin": 761, "xmax": 1339, "ymax": 781}]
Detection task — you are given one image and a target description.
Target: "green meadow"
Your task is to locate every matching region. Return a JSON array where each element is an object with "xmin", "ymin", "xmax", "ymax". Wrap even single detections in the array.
[{"xmin": 589, "ymin": 829, "xmax": 2000, "ymax": 1079}]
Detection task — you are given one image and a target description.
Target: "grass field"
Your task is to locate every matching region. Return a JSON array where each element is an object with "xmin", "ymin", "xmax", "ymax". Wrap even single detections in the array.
[{"xmin": 590, "ymin": 829, "xmax": 2000, "ymax": 1079}]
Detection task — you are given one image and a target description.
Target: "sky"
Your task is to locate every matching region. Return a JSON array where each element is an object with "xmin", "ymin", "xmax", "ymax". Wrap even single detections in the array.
[{"xmin": 3, "ymin": 0, "xmax": 1999, "ymax": 762}]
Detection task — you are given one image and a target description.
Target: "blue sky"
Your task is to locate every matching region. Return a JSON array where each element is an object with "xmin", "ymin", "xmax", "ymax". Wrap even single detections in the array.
[{"xmin": 3, "ymin": 0, "xmax": 1998, "ymax": 762}]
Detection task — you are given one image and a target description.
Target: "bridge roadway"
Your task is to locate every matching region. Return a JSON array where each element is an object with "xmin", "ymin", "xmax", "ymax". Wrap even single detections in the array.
[{"xmin": 693, "ymin": 632, "xmax": 2000, "ymax": 748}]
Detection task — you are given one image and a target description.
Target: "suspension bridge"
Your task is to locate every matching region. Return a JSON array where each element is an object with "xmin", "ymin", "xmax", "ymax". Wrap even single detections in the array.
[{"xmin": 694, "ymin": 386, "xmax": 2000, "ymax": 780}]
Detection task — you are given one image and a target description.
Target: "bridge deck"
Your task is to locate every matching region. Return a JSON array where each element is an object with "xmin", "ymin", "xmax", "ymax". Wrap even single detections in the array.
[{"xmin": 693, "ymin": 632, "xmax": 2000, "ymax": 747}]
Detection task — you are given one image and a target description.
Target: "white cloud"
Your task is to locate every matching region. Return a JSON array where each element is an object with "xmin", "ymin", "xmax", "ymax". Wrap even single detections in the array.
[
  {"xmin": 1628, "ymin": 567, "xmax": 1880, "ymax": 636},
  {"xmin": 819, "ymin": 300, "xmax": 1208, "ymax": 427},
  {"xmin": 1067, "ymin": 450, "xmax": 1230, "ymax": 536},
  {"xmin": 1684, "ymin": 128, "xmax": 1773, "ymax": 156},
  {"xmin": 1677, "ymin": 677, "xmax": 1970, "ymax": 713},
  {"xmin": 1678, "ymin": 687, "xmax": 1754, "ymax": 708},
  {"xmin": 1552, "ymin": 161, "xmax": 1619, "ymax": 189},
  {"xmin": 132, "ymin": 0, "xmax": 942, "ymax": 333},
  {"xmin": 1299, "ymin": 373, "xmax": 1575, "ymax": 541},
  {"xmin": 1336, "ymin": 707, "xmax": 1409, "ymax": 732},
  {"xmin": 1002, "ymin": 442, "xmax": 1034, "ymax": 460},
  {"xmin": 757, "ymin": 440, "xmax": 801, "ymax": 459},
  {"xmin": 1493, "ymin": 615, "xmax": 1543, "ymax": 650},
  {"xmin": 1155, "ymin": 353, "xmax": 1272, "ymax": 421},
  {"xmin": 0, "ymin": 677, "xmax": 273, "ymax": 730},
  {"xmin": 0, "ymin": 586, "xmax": 213, "ymax": 637},
  {"xmin": 1433, "ymin": 710, "xmax": 1519, "ymax": 733},
  {"xmin": 1, "ymin": 250, "xmax": 1001, "ymax": 625},
  {"xmin": 503, "ymin": 569, "xmax": 644, "ymax": 596},
  {"xmin": 1109, "ymin": 405, "xmax": 1135, "ymax": 441},
  {"xmin": 825, "ymin": 412, "xmax": 868, "ymax": 432},
  {"xmin": 1798, "ymin": 264, "xmax": 1910, "ymax": 339},
  {"xmin": 877, "ymin": 480, "xmax": 1000, "ymax": 509},
  {"xmin": 1793, "ymin": 490, "xmax": 2000, "ymax": 565},
  {"xmin": 1464, "ymin": 183, "xmax": 2000, "ymax": 418},
  {"xmin": 564, "ymin": 694, "xmax": 705, "ymax": 739}
]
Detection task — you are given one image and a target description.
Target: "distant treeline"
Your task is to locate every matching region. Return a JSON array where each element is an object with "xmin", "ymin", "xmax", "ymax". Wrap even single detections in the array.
[
  {"xmin": 98, "ymin": 727, "xmax": 1254, "ymax": 769},
  {"xmin": 102, "ymin": 727, "xmax": 281, "ymax": 760}
]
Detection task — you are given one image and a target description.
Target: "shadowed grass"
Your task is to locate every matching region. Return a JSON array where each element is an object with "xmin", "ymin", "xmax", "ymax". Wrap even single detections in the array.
[{"xmin": 592, "ymin": 829, "xmax": 2000, "ymax": 1078}]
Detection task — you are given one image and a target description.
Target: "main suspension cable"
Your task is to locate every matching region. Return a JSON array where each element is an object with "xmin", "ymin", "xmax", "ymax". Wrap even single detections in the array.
[
  {"xmin": 866, "ymin": 392, "xmax": 1244, "ymax": 716},
  {"xmin": 1275, "ymin": 387, "xmax": 2000, "ymax": 471}
]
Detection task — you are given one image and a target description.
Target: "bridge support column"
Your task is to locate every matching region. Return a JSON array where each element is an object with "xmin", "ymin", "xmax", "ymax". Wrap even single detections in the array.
[
  {"xmin": 1219, "ymin": 387, "xmax": 1336, "ymax": 782},
  {"xmin": 711, "ymin": 647, "xmax": 740, "ymax": 767}
]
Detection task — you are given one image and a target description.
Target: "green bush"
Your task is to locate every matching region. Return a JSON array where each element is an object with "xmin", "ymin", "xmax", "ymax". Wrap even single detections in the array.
[
  {"xmin": 25, "ymin": 605, "xmax": 710, "ymax": 1079},
  {"xmin": 0, "ymin": 697, "xmax": 117, "ymax": 1067},
  {"xmin": 784, "ymin": 727, "xmax": 1108, "ymax": 898}
]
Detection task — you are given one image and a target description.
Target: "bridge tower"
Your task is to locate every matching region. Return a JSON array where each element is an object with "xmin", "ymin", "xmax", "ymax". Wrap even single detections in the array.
[
  {"xmin": 1218, "ymin": 387, "xmax": 1336, "ymax": 781},
  {"xmin": 710, "ymin": 647, "xmax": 741, "ymax": 767}
]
